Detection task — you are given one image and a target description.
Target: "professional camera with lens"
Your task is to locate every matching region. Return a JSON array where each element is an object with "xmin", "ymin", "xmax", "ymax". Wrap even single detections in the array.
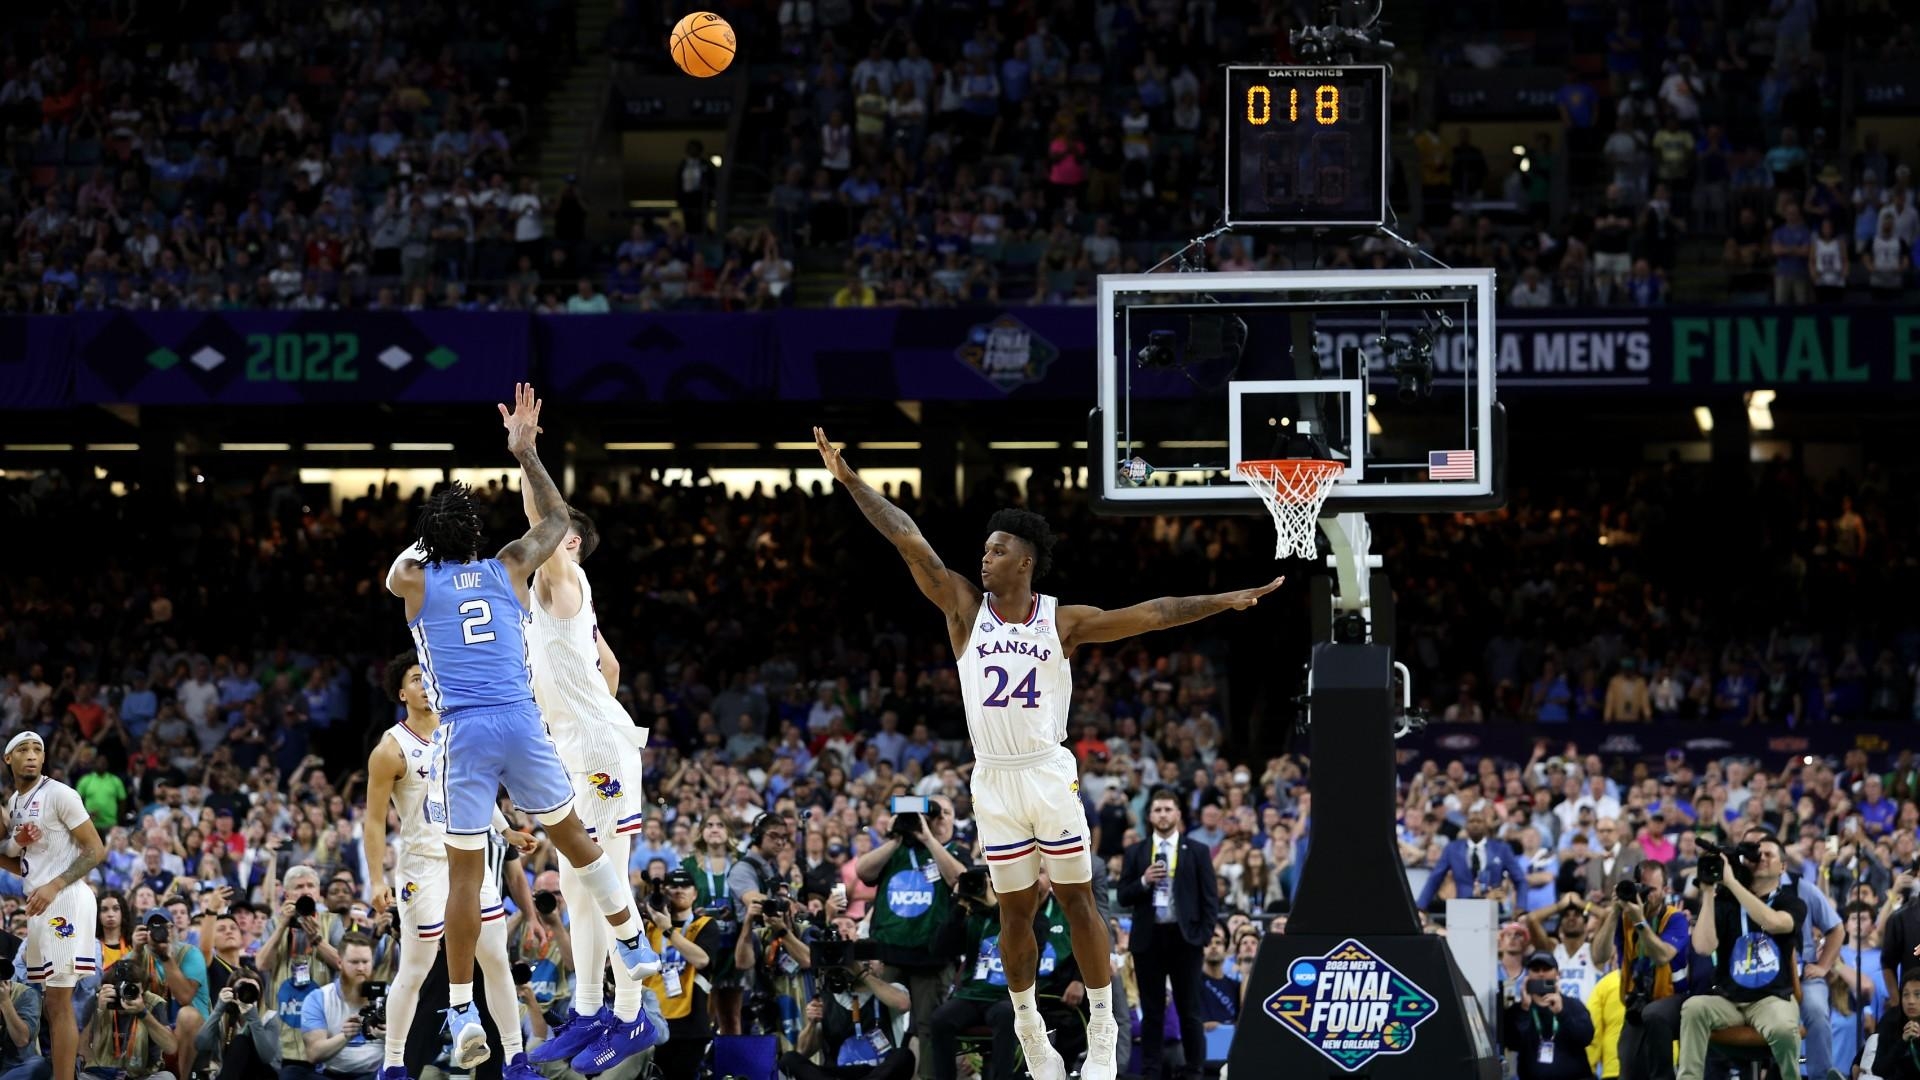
[
  {"xmin": 293, "ymin": 895, "xmax": 317, "ymax": 920},
  {"xmin": 1524, "ymin": 977, "xmax": 1557, "ymax": 999},
  {"xmin": 233, "ymin": 977, "xmax": 261, "ymax": 1006},
  {"xmin": 816, "ymin": 931, "xmax": 858, "ymax": 994},
  {"xmin": 512, "ymin": 962, "xmax": 533, "ymax": 987},
  {"xmin": 1615, "ymin": 879, "xmax": 1655, "ymax": 906},
  {"xmin": 760, "ymin": 896, "xmax": 790, "ymax": 921},
  {"xmin": 533, "ymin": 890, "xmax": 559, "ymax": 917},
  {"xmin": 888, "ymin": 795, "xmax": 939, "ymax": 841},
  {"xmin": 1695, "ymin": 838, "xmax": 1761, "ymax": 887},
  {"xmin": 113, "ymin": 980, "xmax": 146, "ymax": 1011},
  {"xmin": 358, "ymin": 980, "xmax": 387, "ymax": 1032},
  {"xmin": 954, "ymin": 869, "xmax": 990, "ymax": 912}
]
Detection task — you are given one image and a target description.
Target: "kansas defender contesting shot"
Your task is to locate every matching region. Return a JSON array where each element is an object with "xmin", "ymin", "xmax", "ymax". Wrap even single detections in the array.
[
  {"xmin": 387, "ymin": 384, "xmax": 659, "ymax": 1071},
  {"xmin": 815, "ymin": 426, "xmax": 1281, "ymax": 1080}
]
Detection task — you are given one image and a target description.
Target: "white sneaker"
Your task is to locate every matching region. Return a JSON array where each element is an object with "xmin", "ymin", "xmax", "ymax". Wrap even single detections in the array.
[
  {"xmin": 1017, "ymin": 1029, "xmax": 1067, "ymax": 1080},
  {"xmin": 1080, "ymin": 1013, "xmax": 1119, "ymax": 1080}
]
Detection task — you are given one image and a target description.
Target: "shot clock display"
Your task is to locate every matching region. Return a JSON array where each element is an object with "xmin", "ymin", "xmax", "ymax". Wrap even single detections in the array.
[{"xmin": 1224, "ymin": 65, "xmax": 1389, "ymax": 228}]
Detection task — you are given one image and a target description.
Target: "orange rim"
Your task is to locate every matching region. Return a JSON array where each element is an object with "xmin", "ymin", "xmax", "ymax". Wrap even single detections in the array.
[{"xmin": 1234, "ymin": 459, "xmax": 1343, "ymax": 501}]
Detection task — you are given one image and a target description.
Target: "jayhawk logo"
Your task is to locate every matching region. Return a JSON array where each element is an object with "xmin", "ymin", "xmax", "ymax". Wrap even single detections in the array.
[
  {"xmin": 48, "ymin": 917, "xmax": 74, "ymax": 939},
  {"xmin": 589, "ymin": 773, "xmax": 623, "ymax": 800},
  {"xmin": 401, "ymin": 882, "xmax": 418, "ymax": 904}
]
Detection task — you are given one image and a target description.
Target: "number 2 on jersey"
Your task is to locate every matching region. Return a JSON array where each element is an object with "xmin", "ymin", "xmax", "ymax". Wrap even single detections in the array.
[
  {"xmin": 459, "ymin": 599, "xmax": 496, "ymax": 644},
  {"xmin": 981, "ymin": 666, "xmax": 1040, "ymax": 709}
]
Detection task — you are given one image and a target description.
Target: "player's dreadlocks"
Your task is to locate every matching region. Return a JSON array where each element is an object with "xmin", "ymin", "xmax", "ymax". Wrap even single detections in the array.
[
  {"xmin": 415, "ymin": 482, "xmax": 485, "ymax": 566},
  {"xmin": 986, "ymin": 507, "xmax": 1056, "ymax": 580}
]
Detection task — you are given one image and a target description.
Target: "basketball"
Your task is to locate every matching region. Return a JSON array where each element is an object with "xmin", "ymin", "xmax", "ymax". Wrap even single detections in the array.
[{"xmin": 670, "ymin": 12, "xmax": 735, "ymax": 77}]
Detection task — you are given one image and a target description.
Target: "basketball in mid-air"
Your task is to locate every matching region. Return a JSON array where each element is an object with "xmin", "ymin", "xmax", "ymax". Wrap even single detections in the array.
[{"xmin": 670, "ymin": 12, "xmax": 735, "ymax": 77}]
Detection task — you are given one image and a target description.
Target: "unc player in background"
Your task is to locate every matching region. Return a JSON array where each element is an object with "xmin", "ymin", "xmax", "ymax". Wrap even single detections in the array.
[
  {"xmin": 0, "ymin": 731, "xmax": 107, "ymax": 1080},
  {"xmin": 816, "ymin": 428, "xmax": 1280, "ymax": 1080},
  {"xmin": 387, "ymin": 384, "xmax": 659, "ymax": 1072},
  {"xmin": 515, "ymin": 480, "xmax": 665, "ymax": 1074},
  {"xmin": 363, "ymin": 656, "xmax": 541, "ymax": 1080}
]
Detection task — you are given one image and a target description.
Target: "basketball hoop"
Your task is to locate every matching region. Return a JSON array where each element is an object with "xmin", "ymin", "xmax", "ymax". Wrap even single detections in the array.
[{"xmin": 1234, "ymin": 459, "xmax": 1344, "ymax": 560}]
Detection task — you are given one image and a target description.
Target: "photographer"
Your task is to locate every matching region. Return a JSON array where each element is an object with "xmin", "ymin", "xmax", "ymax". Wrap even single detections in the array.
[
  {"xmin": 782, "ymin": 944, "xmax": 913, "ymax": 1080},
  {"xmin": 290, "ymin": 934, "xmax": 383, "ymax": 1080},
  {"xmin": 81, "ymin": 961, "xmax": 177, "ymax": 1080},
  {"xmin": 1748, "ymin": 827, "xmax": 1845, "ymax": 1080},
  {"xmin": 195, "ymin": 968, "xmax": 282, "ymax": 1080},
  {"xmin": 1676, "ymin": 837, "xmax": 1805, "ymax": 1080},
  {"xmin": 0, "ymin": 954, "xmax": 45, "ymax": 1080},
  {"xmin": 735, "ymin": 889, "xmax": 813, "ymax": 1048},
  {"xmin": 126, "ymin": 911, "xmax": 212, "ymax": 1080},
  {"xmin": 1500, "ymin": 952, "xmax": 1595, "ymax": 1080},
  {"xmin": 642, "ymin": 870, "xmax": 720, "ymax": 1080},
  {"xmin": 925, "ymin": 869, "xmax": 1083, "ymax": 1080},
  {"xmin": 507, "ymin": 870, "xmax": 574, "ymax": 1019},
  {"xmin": 256, "ymin": 867, "xmax": 343, "ymax": 1073},
  {"xmin": 1881, "ymin": 867, "xmax": 1920, "ymax": 1000},
  {"xmin": 1590, "ymin": 861, "xmax": 1690, "ymax": 1080},
  {"xmin": 855, "ymin": 797, "xmax": 965, "ymax": 1080}
]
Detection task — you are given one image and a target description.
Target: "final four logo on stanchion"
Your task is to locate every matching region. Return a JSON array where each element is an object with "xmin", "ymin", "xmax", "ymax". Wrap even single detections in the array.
[{"xmin": 1263, "ymin": 939, "xmax": 1438, "ymax": 1072}]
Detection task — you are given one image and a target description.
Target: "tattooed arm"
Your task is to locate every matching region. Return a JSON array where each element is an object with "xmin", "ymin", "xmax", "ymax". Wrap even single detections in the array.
[
  {"xmin": 1058, "ymin": 577, "xmax": 1286, "ymax": 651},
  {"xmin": 25, "ymin": 819, "xmax": 105, "ymax": 915},
  {"xmin": 815, "ymin": 427, "xmax": 979, "ymax": 618}
]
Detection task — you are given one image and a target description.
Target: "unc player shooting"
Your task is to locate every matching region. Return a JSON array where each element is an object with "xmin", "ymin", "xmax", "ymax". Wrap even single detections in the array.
[
  {"xmin": 815, "ymin": 426, "xmax": 1281, "ymax": 1080},
  {"xmin": 363, "ymin": 656, "xmax": 545, "ymax": 1080},
  {"xmin": 386, "ymin": 384, "xmax": 659, "ymax": 1072}
]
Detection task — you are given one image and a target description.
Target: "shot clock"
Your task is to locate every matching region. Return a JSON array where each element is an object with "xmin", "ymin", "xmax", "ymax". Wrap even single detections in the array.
[{"xmin": 1223, "ymin": 65, "xmax": 1389, "ymax": 228}]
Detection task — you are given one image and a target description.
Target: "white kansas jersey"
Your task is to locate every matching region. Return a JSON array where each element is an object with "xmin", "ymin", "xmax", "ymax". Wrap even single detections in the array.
[
  {"xmin": 383, "ymin": 722, "xmax": 448, "ymax": 879},
  {"xmin": 7, "ymin": 778, "xmax": 91, "ymax": 893},
  {"xmin": 529, "ymin": 563, "xmax": 635, "ymax": 772},
  {"xmin": 958, "ymin": 593, "xmax": 1070, "ymax": 760}
]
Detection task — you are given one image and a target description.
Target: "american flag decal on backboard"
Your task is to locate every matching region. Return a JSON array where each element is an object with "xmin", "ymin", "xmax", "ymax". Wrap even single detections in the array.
[{"xmin": 1427, "ymin": 450, "xmax": 1476, "ymax": 479}]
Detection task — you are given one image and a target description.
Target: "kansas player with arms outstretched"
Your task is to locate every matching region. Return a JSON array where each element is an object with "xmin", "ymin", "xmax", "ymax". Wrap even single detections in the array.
[
  {"xmin": 387, "ymin": 385, "xmax": 659, "ymax": 1072},
  {"xmin": 815, "ymin": 427, "xmax": 1280, "ymax": 1080}
]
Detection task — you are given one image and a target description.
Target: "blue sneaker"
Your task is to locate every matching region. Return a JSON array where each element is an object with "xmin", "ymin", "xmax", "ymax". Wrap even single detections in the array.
[
  {"xmin": 528, "ymin": 1007, "xmax": 610, "ymax": 1064},
  {"xmin": 502, "ymin": 1052, "xmax": 541, "ymax": 1080},
  {"xmin": 377, "ymin": 1066, "xmax": 414, "ymax": 1080},
  {"xmin": 444, "ymin": 1003, "xmax": 490, "ymax": 1069},
  {"xmin": 614, "ymin": 934, "xmax": 662, "ymax": 978},
  {"xmin": 569, "ymin": 1010, "xmax": 665, "ymax": 1076}
]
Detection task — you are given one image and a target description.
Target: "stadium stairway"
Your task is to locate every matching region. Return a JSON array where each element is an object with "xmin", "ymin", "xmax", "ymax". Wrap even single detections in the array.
[{"xmin": 525, "ymin": 0, "xmax": 620, "ymax": 201}]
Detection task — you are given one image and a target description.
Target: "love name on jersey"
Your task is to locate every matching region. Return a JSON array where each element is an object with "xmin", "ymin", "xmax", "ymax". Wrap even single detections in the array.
[
  {"xmin": 452, "ymin": 571, "xmax": 486, "ymax": 590},
  {"xmin": 975, "ymin": 639, "xmax": 1052, "ymax": 662}
]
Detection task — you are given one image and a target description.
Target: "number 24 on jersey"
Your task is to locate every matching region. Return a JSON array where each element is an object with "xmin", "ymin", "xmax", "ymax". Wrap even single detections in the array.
[{"xmin": 981, "ymin": 666, "xmax": 1041, "ymax": 709}]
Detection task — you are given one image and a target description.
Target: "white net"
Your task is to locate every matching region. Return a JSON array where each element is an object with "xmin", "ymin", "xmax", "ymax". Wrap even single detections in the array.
[{"xmin": 1234, "ymin": 460, "xmax": 1344, "ymax": 560}]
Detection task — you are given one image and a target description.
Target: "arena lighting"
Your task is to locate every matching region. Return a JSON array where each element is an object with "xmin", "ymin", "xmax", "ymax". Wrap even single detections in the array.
[
  {"xmin": 856, "ymin": 441, "xmax": 921, "ymax": 450},
  {"xmin": 690, "ymin": 441, "xmax": 759, "ymax": 450},
  {"xmin": 773, "ymin": 441, "xmax": 823, "ymax": 450},
  {"xmin": 1693, "ymin": 406, "xmax": 1715, "ymax": 435},
  {"xmin": 604, "ymin": 442, "xmax": 675, "ymax": 451},
  {"xmin": 391, "ymin": 442, "xmax": 456, "ymax": 451},
  {"xmin": 709, "ymin": 155, "xmax": 723, "ymax": 168},
  {"xmin": 986, "ymin": 441, "xmax": 1062, "ymax": 450},
  {"xmin": 85, "ymin": 443, "xmax": 140, "ymax": 451},
  {"xmin": 3, "ymin": 443, "xmax": 73, "ymax": 451},
  {"xmin": 305, "ymin": 443, "xmax": 377, "ymax": 451},
  {"xmin": 1745, "ymin": 389, "xmax": 1776, "ymax": 431},
  {"xmin": 1158, "ymin": 440, "xmax": 1229, "ymax": 449},
  {"xmin": 218, "ymin": 442, "xmax": 292, "ymax": 451}
]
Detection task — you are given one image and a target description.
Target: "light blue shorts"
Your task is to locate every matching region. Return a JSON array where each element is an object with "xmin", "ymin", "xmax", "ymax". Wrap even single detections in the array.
[{"xmin": 435, "ymin": 701, "xmax": 575, "ymax": 835}]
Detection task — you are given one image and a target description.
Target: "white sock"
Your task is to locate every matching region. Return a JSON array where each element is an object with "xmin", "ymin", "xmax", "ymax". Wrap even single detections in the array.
[
  {"xmin": 571, "ymin": 852, "xmax": 641, "ymax": 932},
  {"xmin": 612, "ymin": 982, "xmax": 645, "ymax": 1024},
  {"xmin": 449, "ymin": 982, "xmax": 473, "ymax": 1010},
  {"xmin": 1011, "ymin": 985, "xmax": 1044, "ymax": 1036},
  {"xmin": 560, "ymin": 857, "xmax": 606, "ymax": 1016},
  {"xmin": 1087, "ymin": 981, "xmax": 1114, "ymax": 1020}
]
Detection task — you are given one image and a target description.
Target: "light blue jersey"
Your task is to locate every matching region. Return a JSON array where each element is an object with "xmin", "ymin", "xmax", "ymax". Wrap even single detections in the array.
[{"xmin": 407, "ymin": 558, "xmax": 533, "ymax": 714}]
